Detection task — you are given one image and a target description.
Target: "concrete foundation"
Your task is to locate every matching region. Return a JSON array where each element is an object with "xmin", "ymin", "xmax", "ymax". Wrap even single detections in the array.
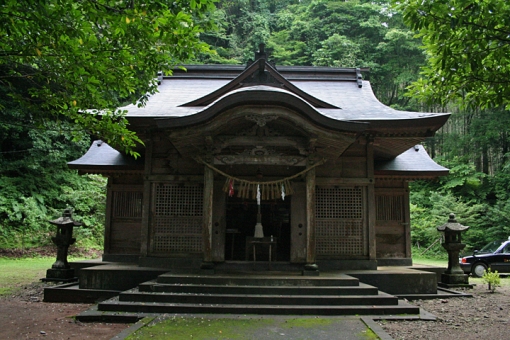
[
  {"xmin": 65, "ymin": 260, "xmax": 439, "ymax": 296},
  {"xmin": 348, "ymin": 266, "xmax": 437, "ymax": 295},
  {"xmin": 79, "ymin": 264, "xmax": 168, "ymax": 291}
]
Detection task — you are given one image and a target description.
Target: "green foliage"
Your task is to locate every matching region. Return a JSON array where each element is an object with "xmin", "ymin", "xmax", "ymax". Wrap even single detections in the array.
[
  {"xmin": 200, "ymin": 0, "xmax": 425, "ymax": 110},
  {"xmin": 0, "ymin": 111, "xmax": 107, "ymax": 249},
  {"xmin": 0, "ymin": 0, "xmax": 216, "ymax": 249},
  {"xmin": 0, "ymin": 0, "xmax": 217, "ymax": 156},
  {"xmin": 58, "ymin": 174, "xmax": 107, "ymax": 249},
  {"xmin": 482, "ymin": 268, "xmax": 501, "ymax": 293},
  {"xmin": 436, "ymin": 158, "xmax": 486, "ymax": 199},
  {"xmin": 410, "ymin": 182, "xmax": 487, "ymax": 251},
  {"xmin": 395, "ymin": 0, "xmax": 510, "ymax": 110},
  {"xmin": 484, "ymin": 199, "xmax": 510, "ymax": 242},
  {"xmin": 313, "ymin": 34, "xmax": 360, "ymax": 67}
]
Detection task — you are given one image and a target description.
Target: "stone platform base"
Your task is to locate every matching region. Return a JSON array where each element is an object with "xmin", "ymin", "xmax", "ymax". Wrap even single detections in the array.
[
  {"xmin": 438, "ymin": 282, "xmax": 474, "ymax": 289},
  {"xmin": 43, "ymin": 268, "xmax": 76, "ymax": 282}
]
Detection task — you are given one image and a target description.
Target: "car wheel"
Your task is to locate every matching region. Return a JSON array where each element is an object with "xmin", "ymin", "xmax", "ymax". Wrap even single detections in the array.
[{"xmin": 472, "ymin": 262, "xmax": 487, "ymax": 277}]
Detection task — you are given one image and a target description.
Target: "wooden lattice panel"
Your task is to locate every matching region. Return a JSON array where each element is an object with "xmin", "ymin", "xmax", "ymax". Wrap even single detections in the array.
[
  {"xmin": 376, "ymin": 195, "xmax": 404, "ymax": 221},
  {"xmin": 316, "ymin": 187, "xmax": 366, "ymax": 256},
  {"xmin": 152, "ymin": 234, "xmax": 203, "ymax": 254},
  {"xmin": 154, "ymin": 184, "xmax": 203, "ymax": 216},
  {"xmin": 152, "ymin": 184, "xmax": 203, "ymax": 254},
  {"xmin": 112, "ymin": 191, "xmax": 143, "ymax": 218},
  {"xmin": 153, "ymin": 216, "xmax": 202, "ymax": 234},
  {"xmin": 316, "ymin": 187, "xmax": 363, "ymax": 219}
]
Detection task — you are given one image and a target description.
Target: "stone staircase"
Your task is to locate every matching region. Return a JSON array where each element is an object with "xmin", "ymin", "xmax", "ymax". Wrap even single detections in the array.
[{"xmin": 94, "ymin": 272, "xmax": 420, "ymax": 316}]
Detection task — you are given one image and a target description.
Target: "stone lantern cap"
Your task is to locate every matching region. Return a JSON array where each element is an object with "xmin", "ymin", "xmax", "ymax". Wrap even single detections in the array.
[
  {"xmin": 437, "ymin": 213, "xmax": 469, "ymax": 232},
  {"xmin": 49, "ymin": 209, "xmax": 82, "ymax": 227}
]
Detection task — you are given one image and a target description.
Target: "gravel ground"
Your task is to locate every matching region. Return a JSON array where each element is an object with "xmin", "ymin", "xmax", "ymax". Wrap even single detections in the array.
[
  {"xmin": 0, "ymin": 282, "xmax": 128, "ymax": 340},
  {"xmin": 380, "ymin": 283, "xmax": 510, "ymax": 339}
]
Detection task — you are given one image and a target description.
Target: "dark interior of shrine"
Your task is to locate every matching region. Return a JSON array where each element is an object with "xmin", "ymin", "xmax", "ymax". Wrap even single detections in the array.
[{"xmin": 225, "ymin": 197, "xmax": 291, "ymax": 261}]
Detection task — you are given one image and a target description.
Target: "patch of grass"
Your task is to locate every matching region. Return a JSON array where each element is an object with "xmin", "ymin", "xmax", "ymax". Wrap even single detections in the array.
[
  {"xmin": 412, "ymin": 257, "xmax": 447, "ymax": 267},
  {"xmin": 0, "ymin": 256, "xmax": 91, "ymax": 296},
  {"xmin": 358, "ymin": 327, "xmax": 380, "ymax": 339},
  {"xmin": 280, "ymin": 317, "xmax": 333, "ymax": 328},
  {"xmin": 0, "ymin": 257, "xmax": 54, "ymax": 296},
  {"xmin": 128, "ymin": 316, "xmax": 377, "ymax": 340},
  {"xmin": 127, "ymin": 316, "xmax": 274, "ymax": 340}
]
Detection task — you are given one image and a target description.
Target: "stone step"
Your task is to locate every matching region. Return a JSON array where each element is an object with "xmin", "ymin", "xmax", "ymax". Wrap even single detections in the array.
[
  {"xmin": 43, "ymin": 283, "xmax": 120, "ymax": 303},
  {"xmin": 156, "ymin": 273, "xmax": 360, "ymax": 287},
  {"xmin": 118, "ymin": 289, "xmax": 397, "ymax": 306},
  {"xmin": 138, "ymin": 281, "xmax": 379, "ymax": 296},
  {"xmin": 97, "ymin": 298, "xmax": 419, "ymax": 316}
]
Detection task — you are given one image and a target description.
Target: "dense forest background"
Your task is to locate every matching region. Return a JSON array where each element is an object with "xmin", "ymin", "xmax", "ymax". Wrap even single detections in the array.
[{"xmin": 1, "ymin": 0, "xmax": 509, "ymax": 256}]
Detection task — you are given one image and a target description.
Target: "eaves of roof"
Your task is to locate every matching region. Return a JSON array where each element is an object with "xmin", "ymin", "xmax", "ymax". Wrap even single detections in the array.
[
  {"xmin": 374, "ymin": 145, "xmax": 449, "ymax": 177},
  {"xmin": 68, "ymin": 140, "xmax": 144, "ymax": 173}
]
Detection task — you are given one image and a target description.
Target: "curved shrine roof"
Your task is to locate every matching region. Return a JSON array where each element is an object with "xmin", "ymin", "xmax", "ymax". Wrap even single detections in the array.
[
  {"xmin": 121, "ymin": 62, "xmax": 448, "ymax": 125},
  {"xmin": 70, "ymin": 57, "xmax": 449, "ymax": 177}
]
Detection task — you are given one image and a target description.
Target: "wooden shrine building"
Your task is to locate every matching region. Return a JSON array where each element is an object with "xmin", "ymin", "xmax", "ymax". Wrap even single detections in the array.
[{"xmin": 69, "ymin": 46, "xmax": 449, "ymax": 273}]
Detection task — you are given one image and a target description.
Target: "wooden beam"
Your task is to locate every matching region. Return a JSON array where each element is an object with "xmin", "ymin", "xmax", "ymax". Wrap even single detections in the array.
[
  {"xmin": 214, "ymin": 136, "xmax": 308, "ymax": 151},
  {"xmin": 316, "ymin": 178, "xmax": 372, "ymax": 185},
  {"xmin": 213, "ymin": 154, "xmax": 307, "ymax": 166},
  {"xmin": 147, "ymin": 175, "xmax": 204, "ymax": 182}
]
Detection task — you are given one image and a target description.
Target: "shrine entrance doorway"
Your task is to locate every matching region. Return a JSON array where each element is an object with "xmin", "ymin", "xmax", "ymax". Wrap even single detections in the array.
[{"xmin": 224, "ymin": 196, "xmax": 291, "ymax": 262}]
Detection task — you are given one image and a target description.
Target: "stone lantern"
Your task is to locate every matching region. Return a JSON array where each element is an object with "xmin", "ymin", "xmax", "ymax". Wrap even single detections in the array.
[
  {"xmin": 437, "ymin": 213, "xmax": 471, "ymax": 287},
  {"xmin": 44, "ymin": 209, "xmax": 82, "ymax": 282}
]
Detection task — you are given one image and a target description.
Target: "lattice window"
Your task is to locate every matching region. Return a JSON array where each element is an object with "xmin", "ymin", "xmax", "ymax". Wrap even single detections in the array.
[
  {"xmin": 154, "ymin": 184, "xmax": 203, "ymax": 216},
  {"xmin": 316, "ymin": 187, "xmax": 366, "ymax": 256},
  {"xmin": 112, "ymin": 191, "xmax": 143, "ymax": 218},
  {"xmin": 151, "ymin": 183, "xmax": 203, "ymax": 254},
  {"xmin": 316, "ymin": 187, "xmax": 363, "ymax": 219},
  {"xmin": 153, "ymin": 234, "xmax": 203, "ymax": 253},
  {"xmin": 376, "ymin": 194, "xmax": 404, "ymax": 221},
  {"xmin": 153, "ymin": 216, "xmax": 202, "ymax": 233}
]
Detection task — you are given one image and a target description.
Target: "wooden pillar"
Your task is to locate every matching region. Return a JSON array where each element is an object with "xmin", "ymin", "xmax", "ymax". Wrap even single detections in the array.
[
  {"xmin": 103, "ymin": 177, "xmax": 113, "ymax": 256},
  {"xmin": 140, "ymin": 134, "xmax": 153, "ymax": 257},
  {"xmin": 202, "ymin": 165, "xmax": 214, "ymax": 265},
  {"xmin": 290, "ymin": 182, "xmax": 307, "ymax": 263},
  {"xmin": 404, "ymin": 182, "xmax": 412, "ymax": 258},
  {"xmin": 211, "ymin": 181, "xmax": 226, "ymax": 262},
  {"xmin": 305, "ymin": 166, "xmax": 316, "ymax": 265},
  {"xmin": 366, "ymin": 135, "xmax": 376, "ymax": 260}
]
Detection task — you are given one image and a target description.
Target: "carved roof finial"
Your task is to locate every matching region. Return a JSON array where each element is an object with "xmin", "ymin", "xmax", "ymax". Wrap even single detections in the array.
[{"xmin": 255, "ymin": 43, "xmax": 267, "ymax": 60}]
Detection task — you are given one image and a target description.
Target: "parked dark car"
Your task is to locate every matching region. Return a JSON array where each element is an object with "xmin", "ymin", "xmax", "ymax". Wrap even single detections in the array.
[{"xmin": 460, "ymin": 239, "xmax": 510, "ymax": 277}]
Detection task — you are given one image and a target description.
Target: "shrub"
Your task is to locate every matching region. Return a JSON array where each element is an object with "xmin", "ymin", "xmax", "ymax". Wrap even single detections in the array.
[{"xmin": 482, "ymin": 268, "xmax": 501, "ymax": 293}]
